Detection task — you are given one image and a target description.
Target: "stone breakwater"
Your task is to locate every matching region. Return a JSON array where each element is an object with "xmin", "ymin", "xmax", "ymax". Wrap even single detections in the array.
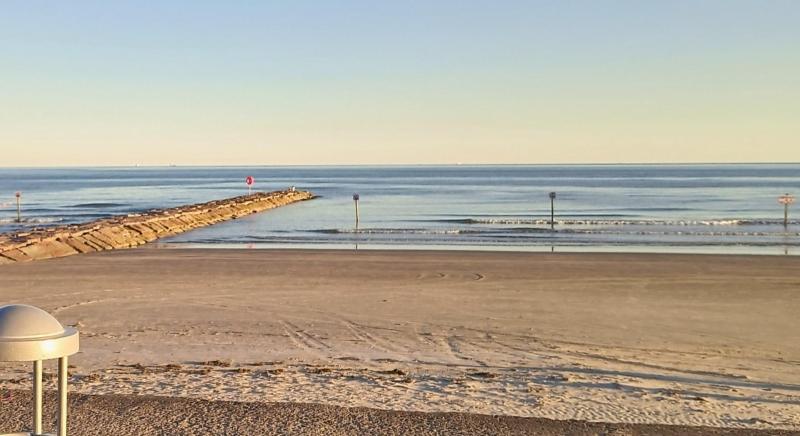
[{"xmin": 0, "ymin": 189, "xmax": 314, "ymax": 264}]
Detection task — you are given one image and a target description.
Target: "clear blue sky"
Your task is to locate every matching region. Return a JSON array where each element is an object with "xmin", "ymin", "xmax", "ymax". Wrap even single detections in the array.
[{"xmin": 1, "ymin": 1, "xmax": 798, "ymax": 165}]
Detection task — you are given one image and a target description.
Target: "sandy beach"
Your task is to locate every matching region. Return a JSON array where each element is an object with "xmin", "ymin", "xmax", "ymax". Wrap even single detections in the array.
[{"xmin": 1, "ymin": 248, "xmax": 799, "ymax": 433}]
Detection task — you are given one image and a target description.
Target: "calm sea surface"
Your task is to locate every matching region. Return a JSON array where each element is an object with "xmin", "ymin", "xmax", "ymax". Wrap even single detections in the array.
[{"xmin": 1, "ymin": 165, "xmax": 798, "ymax": 255}]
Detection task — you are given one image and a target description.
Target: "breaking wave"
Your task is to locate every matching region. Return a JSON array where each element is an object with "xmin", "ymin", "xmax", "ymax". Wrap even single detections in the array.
[
  {"xmin": 66, "ymin": 202, "xmax": 131, "ymax": 208},
  {"xmin": 445, "ymin": 218, "xmax": 799, "ymax": 226},
  {"xmin": 314, "ymin": 228, "xmax": 469, "ymax": 235},
  {"xmin": 311, "ymin": 227, "xmax": 800, "ymax": 237},
  {"xmin": 0, "ymin": 217, "xmax": 63, "ymax": 225}
]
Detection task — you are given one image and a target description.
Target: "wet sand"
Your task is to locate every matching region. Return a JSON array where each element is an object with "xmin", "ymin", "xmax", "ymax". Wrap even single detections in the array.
[{"xmin": 1, "ymin": 249, "xmax": 799, "ymax": 432}]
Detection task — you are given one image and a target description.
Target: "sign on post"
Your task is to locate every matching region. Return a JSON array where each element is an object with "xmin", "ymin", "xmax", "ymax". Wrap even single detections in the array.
[
  {"xmin": 779, "ymin": 193, "xmax": 794, "ymax": 227},
  {"xmin": 245, "ymin": 176, "xmax": 255, "ymax": 195}
]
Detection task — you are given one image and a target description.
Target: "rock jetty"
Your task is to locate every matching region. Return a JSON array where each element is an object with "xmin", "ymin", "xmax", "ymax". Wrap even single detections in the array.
[{"xmin": 0, "ymin": 189, "xmax": 314, "ymax": 264}]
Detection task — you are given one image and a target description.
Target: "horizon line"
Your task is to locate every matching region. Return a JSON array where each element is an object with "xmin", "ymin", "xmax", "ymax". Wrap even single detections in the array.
[{"xmin": 2, "ymin": 161, "xmax": 800, "ymax": 169}]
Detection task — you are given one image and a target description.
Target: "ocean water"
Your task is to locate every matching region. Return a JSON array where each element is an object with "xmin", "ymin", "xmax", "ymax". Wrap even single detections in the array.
[{"xmin": 0, "ymin": 165, "xmax": 798, "ymax": 255}]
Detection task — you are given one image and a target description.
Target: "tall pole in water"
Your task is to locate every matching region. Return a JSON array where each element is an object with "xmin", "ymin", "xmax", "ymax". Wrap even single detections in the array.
[
  {"xmin": 549, "ymin": 192, "xmax": 556, "ymax": 230},
  {"xmin": 779, "ymin": 193, "xmax": 795, "ymax": 228},
  {"xmin": 786, "ymin": 202, "xmax": 790, "ymax": 228},
  {"xmin": 15, "ymin": 192, "xmax": 21, "ymax": 223},
  {"xmin": 353, "ymin": 193, "xmax": 360, "ymax": 229}
]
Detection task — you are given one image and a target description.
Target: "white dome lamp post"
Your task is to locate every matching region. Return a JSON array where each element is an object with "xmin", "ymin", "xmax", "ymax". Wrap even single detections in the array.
[{"xmin": 0, "ymin": 304, "xmax": 80, "ymax": 436}]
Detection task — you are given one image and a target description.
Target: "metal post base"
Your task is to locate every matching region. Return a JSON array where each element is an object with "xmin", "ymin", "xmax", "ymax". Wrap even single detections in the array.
[
  {"xmin": 4, "ymin": 356, "xmax": 69, "ymax": 436},
  {"xmin": 0, "ymin": 433, "xmax": 55, "ymax": 435}
]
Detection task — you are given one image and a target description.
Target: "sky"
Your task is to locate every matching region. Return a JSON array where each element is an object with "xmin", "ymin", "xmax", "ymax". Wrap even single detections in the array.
[{"xmin": 0, "ymin": 1, "xmax": 798, "ymax": 166}]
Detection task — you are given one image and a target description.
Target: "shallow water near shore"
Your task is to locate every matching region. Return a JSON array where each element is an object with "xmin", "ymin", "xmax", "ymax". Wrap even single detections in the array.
[{"xmin": 1, "ymin": 164, "xmax": 799, "ymax": 255}]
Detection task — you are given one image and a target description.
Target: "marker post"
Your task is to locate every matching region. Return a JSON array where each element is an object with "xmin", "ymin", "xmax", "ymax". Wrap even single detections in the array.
[
  {"xmin": 15, "ymin": 192, "xmax": 21, "ymax": 223},
  {"xmin": 353, "ymin": 193, "xmax": 360, "ymax": 229},
  {"xmin": 779, "ymin": 193, "xmax": 795, "ymax": 228},
  {"xmin": 245, "ymin": 176, "xmax": 255, "ymax": 195}
]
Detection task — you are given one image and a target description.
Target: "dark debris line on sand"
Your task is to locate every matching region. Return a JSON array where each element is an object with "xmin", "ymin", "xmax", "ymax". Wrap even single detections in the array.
[{"xmin": 1, "ymin": 391, "xmax": 797, "ymax": 436}]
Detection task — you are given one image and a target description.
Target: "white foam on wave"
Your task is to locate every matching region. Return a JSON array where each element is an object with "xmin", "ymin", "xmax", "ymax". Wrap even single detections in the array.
[
  {"xmin": 0, "ymin": 217, "xmax": 63, "ymax": 225},
  {"xmin": 463, "ymin": 218, "xmax": 797, "ymax": 226},
  {"xmin": 344, "ymin": 228, "xmax": 464, "ymax": 235},
  {"xmin": 324, "ymin": 228, "xmax": 465, "ymax": 235},
  {"xmin": 563, "ymin": 229, "xmax": 800, "ymax": 237}
]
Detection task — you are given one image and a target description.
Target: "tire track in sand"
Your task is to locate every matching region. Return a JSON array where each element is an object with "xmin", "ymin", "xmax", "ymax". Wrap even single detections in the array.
[
  {"xmin": 415, "ymin": 272, "xmax": 449, "ymax": 280},
  {"xmin": 280, "ymin": 321, "xmax": 330, "ymax": 354},
  {"xmin": 51, "ymin": 298, "xmax": 119, "ymax": 314},
  {"xmin": 342, "ymin": 320, "xmax": 404, "ymax": 353}
]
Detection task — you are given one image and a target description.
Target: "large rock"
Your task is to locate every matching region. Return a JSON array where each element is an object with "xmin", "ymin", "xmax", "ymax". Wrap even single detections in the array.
[{"xmin": 18, "ymin": 239, "xmax": 78, "ymax": 260}]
